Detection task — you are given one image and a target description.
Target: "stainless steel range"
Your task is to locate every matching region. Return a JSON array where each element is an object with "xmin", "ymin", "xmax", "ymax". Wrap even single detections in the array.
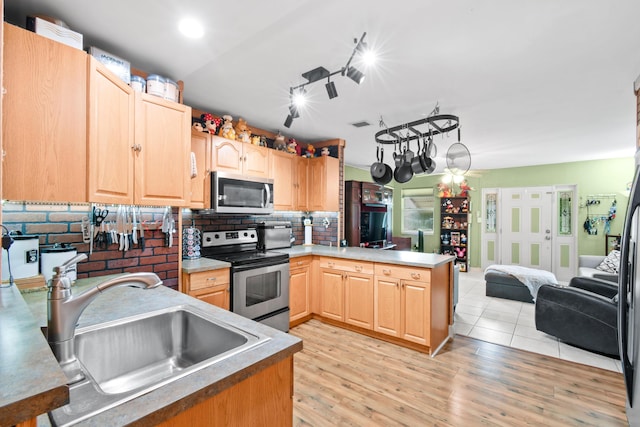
[{"xmin": 201, "ymin": 228, "xmax": 290, "ymax": 332}]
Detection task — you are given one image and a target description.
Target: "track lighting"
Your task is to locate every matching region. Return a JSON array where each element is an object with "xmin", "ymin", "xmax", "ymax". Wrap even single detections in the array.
[
  {"xmin": 325, "ymin": 79, "xmax": 338, "ymax": 99},
  {"xmin": 284, "ymin": 114, "xmax": 294, "ymax": 128},
  {"xmin": 346, "ymin": 66, "xmax": 365, "ymax": 85},
  {"xmin": 284, "ymin": 32, "xmax": 374, "ymax": 124}
]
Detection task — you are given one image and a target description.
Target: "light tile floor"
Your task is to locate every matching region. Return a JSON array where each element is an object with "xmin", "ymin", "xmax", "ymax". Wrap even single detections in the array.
[{"xmin": 455, "ymin": 268, "xmax": 622, "ymax": 372}]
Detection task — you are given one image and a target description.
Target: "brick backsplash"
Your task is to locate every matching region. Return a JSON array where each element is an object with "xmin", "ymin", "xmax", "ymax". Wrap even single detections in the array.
[
  {"xmin": 183, "ymin": 210, "xmax": 340, "ymax": 246},
  {"xmin": 2, "ymin": 202, "xmax": 340, "ymax": 290},
  {"xmin": 2, "ymin": 202, "xmax": 180, "ymax": 289}
]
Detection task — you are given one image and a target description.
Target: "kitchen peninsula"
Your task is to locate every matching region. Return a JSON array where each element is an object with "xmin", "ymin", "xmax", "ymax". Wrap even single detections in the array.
[{"xmin": 282, "ymin": 245, "xmax": 455, "ymax": 355}]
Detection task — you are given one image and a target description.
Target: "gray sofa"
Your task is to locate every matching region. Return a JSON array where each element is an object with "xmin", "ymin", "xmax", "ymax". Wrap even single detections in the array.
[{"xmin": 578, "ymin": 255, "xmax": 618, "ymax": 283}]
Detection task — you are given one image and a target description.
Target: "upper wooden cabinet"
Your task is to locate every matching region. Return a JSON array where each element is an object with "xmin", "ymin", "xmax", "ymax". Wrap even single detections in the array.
[
  {"xmin": 211, "ymin": 136, "xmax": 269, "ymax": 178},
  {"xmin": 87, "ymin": 65, "xmax": 191, "ymax": 207},
  {"xmin": 308, "ymin": 156, "xmax": 340, "ymax": 212},
  {"xmin": 87, "ymin": 57, "xmax": 135, "ymax": 204},
  {"xmin": 271, "ymin": 151, "xmax": 309, "ymax": 211},
  {"xmin": 134, "ymin": 93, "xmax": 191, "ymax": 206},
  {"xmin": 189, "ymin": 130, "xmax": 211, "ymax": 209},
  {"xmin": 2, "ymin": 23, "xmax": 87, "ymax": 202}
]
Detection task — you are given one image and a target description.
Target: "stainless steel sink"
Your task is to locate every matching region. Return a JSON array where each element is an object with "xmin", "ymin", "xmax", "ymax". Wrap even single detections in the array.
[{"xmin": 49, "ymin": 305, "xmax": 270, "ymax": 426}]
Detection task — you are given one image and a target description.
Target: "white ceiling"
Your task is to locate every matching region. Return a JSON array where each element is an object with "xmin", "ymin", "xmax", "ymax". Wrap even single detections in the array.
[{"xmin": 5, "ymin": 0, "xmax": 640, "ymax": 175}]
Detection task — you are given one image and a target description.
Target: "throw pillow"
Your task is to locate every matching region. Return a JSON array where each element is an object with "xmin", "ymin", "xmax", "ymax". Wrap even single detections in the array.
[{"xmin": 596, "ymin": 250, "xmax": 620, "ymax": 274}]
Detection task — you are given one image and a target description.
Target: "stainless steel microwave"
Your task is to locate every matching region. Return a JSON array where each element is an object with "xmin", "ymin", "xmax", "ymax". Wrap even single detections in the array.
[{"xmin": 211, "ymin": 172, "xmax": 274, "ymax": 214}]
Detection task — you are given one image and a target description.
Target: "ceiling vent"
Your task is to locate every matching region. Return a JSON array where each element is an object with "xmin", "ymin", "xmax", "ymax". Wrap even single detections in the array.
[{"xmin": 351, "ymin": 121, "xmax": 371, "ymax": 128}]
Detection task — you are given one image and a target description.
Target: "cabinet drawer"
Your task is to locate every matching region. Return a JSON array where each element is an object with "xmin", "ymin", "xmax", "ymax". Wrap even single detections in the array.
[
  {"xmin": 188, "ymin": 269, "xmax": 230, "ymax": 292},
  {"xmin": 375, "ymin": 263, "xmax": 430, "ymax": 283},
  {"xmin": 319, "ymin": 257, "xmax": 373, "ymax": 275},
  {"xmin": 290, "ymin": 256, "xmax": 312, "ymax": 269}
]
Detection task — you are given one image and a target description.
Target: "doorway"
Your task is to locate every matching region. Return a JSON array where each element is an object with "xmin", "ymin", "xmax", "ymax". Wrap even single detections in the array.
[{"xmin": 481, "ymin": 185, "xmax": 577, "ymax": 281}]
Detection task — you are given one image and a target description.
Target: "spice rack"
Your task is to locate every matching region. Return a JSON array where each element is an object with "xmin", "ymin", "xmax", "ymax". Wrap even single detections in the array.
[{"xmin": 440, "ymin": 197, "xmax": 470, "ymax": 272}]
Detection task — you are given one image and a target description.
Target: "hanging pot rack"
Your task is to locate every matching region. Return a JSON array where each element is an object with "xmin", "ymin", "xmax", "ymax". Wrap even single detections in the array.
[{"xmin": 374, "ymin": 114, "xmax": 460, "ymax": 144}]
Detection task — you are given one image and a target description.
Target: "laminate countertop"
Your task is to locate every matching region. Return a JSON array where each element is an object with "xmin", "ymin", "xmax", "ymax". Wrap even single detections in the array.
[
  {"xmin": 278, "ymin": 245, "xmax": 455, "ymax": 268},
  {"xmin": 15, "ymin": 274, "xmax": 302, "ymax": 426}
]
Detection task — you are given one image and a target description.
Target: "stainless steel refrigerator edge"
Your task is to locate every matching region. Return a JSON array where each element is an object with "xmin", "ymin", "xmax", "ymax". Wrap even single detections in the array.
[{"xmin": 619, "ymin": 149, "xmax": 640, "ymax": 425}]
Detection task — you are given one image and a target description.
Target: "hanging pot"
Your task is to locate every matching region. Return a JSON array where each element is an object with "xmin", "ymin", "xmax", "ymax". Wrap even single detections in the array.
[
  {"xmin": 373, "ymin": 147, "xmax": 393, "ymax": 185},
  {"xmin": 394, "ymin": 138, "xmax": 413, "ymax": 183},
  {"xmin": 422, "ymin": 135, "xmax": 436, "ymax": 174},
  {"xmin": 411, "ymin": 139, "xmax": 426, "ymax": 174},
  {"xmin": 370, "ymin": 145, "xmax": 387, "ymax": 180}
]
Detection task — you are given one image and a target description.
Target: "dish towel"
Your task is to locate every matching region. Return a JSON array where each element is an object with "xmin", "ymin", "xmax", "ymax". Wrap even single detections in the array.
[
  {"xmin": 190, "ymin": 152, "xmax": 197, "ymax": 178},
  {"xmin": 485, "ymin": 264, "xmax": 558, "ymax": 301}
]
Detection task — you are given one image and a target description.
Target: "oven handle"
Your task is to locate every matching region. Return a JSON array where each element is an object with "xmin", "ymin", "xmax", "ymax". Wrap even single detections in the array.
[{"xmin": 231, "ymin": 258, "xmax": 290, "ymax": 273}]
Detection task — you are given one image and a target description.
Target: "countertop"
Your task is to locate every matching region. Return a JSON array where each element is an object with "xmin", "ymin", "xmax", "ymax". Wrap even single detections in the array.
[
  {"xmin": 278, "ymin": 245, "xmax": 455, "ymax": 268},
  {"xmin": 16, "ymin": 275, "xmax": 302, "ymax": 426},
  {"xmin": 0, "ymin": 285, "xmax": 69, "ymax": 426},
  {"xmin": 181, "ymin": 257, "xmax": 231, "ymax": 274}
]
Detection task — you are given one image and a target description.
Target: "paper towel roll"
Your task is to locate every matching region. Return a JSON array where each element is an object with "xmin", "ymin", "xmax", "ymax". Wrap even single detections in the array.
[{"xmin": 304, "ymin": 225, "xmax": 312, "ymax": 245}]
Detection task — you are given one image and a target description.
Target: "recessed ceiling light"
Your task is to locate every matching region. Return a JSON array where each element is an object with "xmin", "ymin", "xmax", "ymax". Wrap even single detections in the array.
[{"xmin": 178, "ymin": 18, "xmax": 204, "ymax": 39}]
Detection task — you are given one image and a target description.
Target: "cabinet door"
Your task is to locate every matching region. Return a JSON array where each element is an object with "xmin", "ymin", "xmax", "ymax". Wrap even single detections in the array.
[
  {"xmin": 344, "ymin": 273, "xmax": 374, "ymax": 330},
  {"xmin": 296, "ymin": 157, "xmax": 309, "ymax": 210},
  {"xmin": 243, "ymin": 144, "xmax": 270, "ymax": 177},
  {"xmin": 87, "ymin": 57, "xmax": 135, "ymax": 204},
  {"xmin": 189, "ymin": 130, "xmax": 211, "ymax": 209},
  {"xmin": 374, "ymin": 276, "xmax": 401, "ymax": 337},
  {"xmin": 2, "ymin": 23, "xmax": 87, "ymax": 202},
  {"xmin": 401, "ymin": 280, "xmax": 431, "ymax": 346},
  {"xmin": 271, "ymin": 150, "xmax": 295, "ymax": 210},
  {"xmin": 319, "ymin": 268, "xmax": 344, "ymax": 321},
  {"xmin": 308, "ymin": 156, "xmax": 340, "ymax": 212},
  {"xmin": 134, "ymin": 93, "xmax": 191, "ymax": 206},
  {"xmin": 211, "ymin": 136, "xmax": 242, "ymax": 173},
  {"xmin": 289, "ymin": 265, "xmax": 310, "ymax": 322},
  {"xmin": 195, "ymin": 286, "xmax": 230, "ymax": 310}
]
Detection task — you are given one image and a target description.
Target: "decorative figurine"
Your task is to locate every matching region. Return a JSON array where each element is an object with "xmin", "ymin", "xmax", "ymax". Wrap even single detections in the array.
[
  {"xmin": 274, "ymin": 132, "xmax": 287, "ymax": 151},
  {"xmin": 304, "ymin": 144, "xmax": 316, "ymax": 158},
  {"xmin": 201, "ymin": 113, "xmax": 220, "ymax": 134},
  {"xmin": 220, "ymin": 115, "xmax": 236, "ymax": 140},
  {"xmin": 321, "ymin": 147, "xmax": 330, "ymax": 157},
  {"xmin": 234, "ymin": 118, "xmax": 251, "ymax": 143}
]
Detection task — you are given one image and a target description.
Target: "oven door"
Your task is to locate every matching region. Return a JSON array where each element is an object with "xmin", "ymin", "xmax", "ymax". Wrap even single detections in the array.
[{"xmin": 232, "ymin": 261, "xmax": 289, "ymax": 321}]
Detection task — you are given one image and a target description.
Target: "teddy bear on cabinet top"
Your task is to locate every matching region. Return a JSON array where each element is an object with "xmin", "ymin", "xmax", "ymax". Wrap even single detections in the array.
[
  {"xmin": 273, "ymin": 132, "xmax": 287, "ymax": 151},
  {"xmin": 220, "ymin": 115, "xmax": 236, "ymax": 140},
  {"xmin": 234, "ymin": 118, "xmax": 251, "ymax": 143}
]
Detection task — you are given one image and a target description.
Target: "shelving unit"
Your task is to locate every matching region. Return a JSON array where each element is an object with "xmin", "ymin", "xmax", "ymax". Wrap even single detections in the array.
[{"xmin": 440, "ymin": 196, "xmax": 469, "ymax": 272}]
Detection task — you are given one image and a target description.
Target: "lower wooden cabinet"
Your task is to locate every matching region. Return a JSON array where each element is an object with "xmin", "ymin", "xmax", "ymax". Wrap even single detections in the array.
[
  {"xmin": 157, "ymin": 356, "xmax": 293, "ymax": 427},
  {"xmin": 374, "ymin": 263, "xmax": 431, "ymax": 346},
  {"xmin": 289, "ymin": 257, "xmax": 312, "ymax": 323},
  {"xmin": 182, "ymin": 268, "xmax": 230, "ymax": 310},
  {"xmin": 318, "ymin": 257, "xmax": 374, "ymax": 329}
]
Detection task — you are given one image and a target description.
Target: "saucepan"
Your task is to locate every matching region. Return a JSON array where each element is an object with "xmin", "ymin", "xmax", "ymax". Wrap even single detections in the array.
[
  {"xmin": 394, "ymin": 137, "xmax": 414, "ymax": 183},
  {"xmin": 411, "ymin": 138, "xmax": 427, "ymax": 174}
]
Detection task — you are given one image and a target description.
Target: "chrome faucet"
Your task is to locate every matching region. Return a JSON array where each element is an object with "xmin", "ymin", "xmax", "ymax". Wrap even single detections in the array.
[{"xmin": 47, "ymin": 253, "xmax": 162, "ymax": 367}]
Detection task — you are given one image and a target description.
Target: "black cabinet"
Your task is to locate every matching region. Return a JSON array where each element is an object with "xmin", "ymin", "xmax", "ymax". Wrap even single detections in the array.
[{"xmin": 440, "ymin": 197, "xmax": 469, "ymax": 272}]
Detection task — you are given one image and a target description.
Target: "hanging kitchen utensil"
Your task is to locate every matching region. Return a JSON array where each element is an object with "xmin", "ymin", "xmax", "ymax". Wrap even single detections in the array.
[
  {"xmin": 370, "ymin": 144, "xmax": 387, "ymax": 181},
  {"xmin": 421, "ymin": 134, "xmax": 436, "ymax": 174},
  {"xmin": 394, "ymin": 131, "xmax": 414, "ymax": 183},
  {"xmin": 446, "ymin": 142, "xmax": 471, "ymax": 176},
  {"xmin": 373, "ymin": 146, "xmax": 393, "ymax": 185},
  {"xmin": 411, "ymin": 137, "xmax": 426, "ymax": 174}
]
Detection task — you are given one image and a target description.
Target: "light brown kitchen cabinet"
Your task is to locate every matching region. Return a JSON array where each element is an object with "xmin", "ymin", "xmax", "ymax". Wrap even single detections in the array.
[
  {"xmin": 87, "ymin": 57, "xmax": 135, "ymax": 204},
  {"xmin": 211, "ymin": 136, "xmax": 269, "ymax": 178},
  {"xmin": 319, "ymin": 257, "xmax": 374, "ymax": 329},
  {"xmin": 87, "ymin": 59, "xmax": 191, "ymax": 206},
  {"xmin": 289, "ymin": 256, "xmax": 312, "ymax": 325},
  {"xmin": 308, "ymin": 156, "xmax": 340, "ymax": 212},
  {"xmin": 271, "ymin": 151, "xmax": 309, "ymax": 211},
  {"xmin": 182, "ymin": 268, "xmax": 230, "ymax": 310},
  {"xmin": 134, "ymin": 92, "xmax": 191, "ymax": 206},
  {"xmin": 374, "ymin": 263, "xmax": 431, "ymax": 346},
  {"xmin": 2, "ymin": 23, "xmax": 87, "ymax": 203},
  {"xmin": 189, "ymin": 130, "xmax": 211, "ymax": 209}
]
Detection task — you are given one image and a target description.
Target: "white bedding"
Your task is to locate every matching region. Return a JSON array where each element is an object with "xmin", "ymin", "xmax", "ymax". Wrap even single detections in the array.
[{"xmin": 485, "ymin": 264, "xmax": 558, "ymax": 301}]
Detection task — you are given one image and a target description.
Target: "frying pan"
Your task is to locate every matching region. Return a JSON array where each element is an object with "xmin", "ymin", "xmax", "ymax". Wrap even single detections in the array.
[
  {"xmin": 394, "ymin": 138, "xmax": 414, "ymax": 183},
  {"xmin": 370, "ymin": 145, "xmax": 386, "ymax": 180},
  {"xmin": 373, "ymin": 147, "xmax": 393, "ymax": 185},
  {"xmin": 411, "ymin": 138, "xmax": 427, "ymax": 174}
]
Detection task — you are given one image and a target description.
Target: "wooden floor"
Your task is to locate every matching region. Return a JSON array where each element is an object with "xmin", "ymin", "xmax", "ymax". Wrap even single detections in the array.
[{"xmin": 290, "ymin": 320, "xmax": 628, "ymax": 426}]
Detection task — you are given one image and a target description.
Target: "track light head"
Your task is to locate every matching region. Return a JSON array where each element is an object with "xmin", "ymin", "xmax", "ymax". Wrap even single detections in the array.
[
  {"xmin": 346, "ymin": 66, "xmax": 365, "ymax": 85},
  {"xmin": 284, "ymin": 114, "xmax": 294, "ymax": 128},
  {"xmin": 325, "ymin": 80, "xmax": 338, "ymax": 99},
  {"xmin": 289, "ymin": 103, "xmax": 300, "ymax": 118}
]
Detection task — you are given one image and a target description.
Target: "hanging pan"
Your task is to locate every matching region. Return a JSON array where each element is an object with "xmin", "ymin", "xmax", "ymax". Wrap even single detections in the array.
[
  {"xmin": 373, "ymin": 146, "xmax": 393, "ymax": 185},
  {"xmin": 370, "ymin": 145, "xmax": 386, "ymax": 180}
]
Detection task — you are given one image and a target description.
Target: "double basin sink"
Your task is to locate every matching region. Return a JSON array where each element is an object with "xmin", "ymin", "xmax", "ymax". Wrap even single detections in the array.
[{"xmin": 49, "ymin": 305, "xmax": 270, "ymax": 426}]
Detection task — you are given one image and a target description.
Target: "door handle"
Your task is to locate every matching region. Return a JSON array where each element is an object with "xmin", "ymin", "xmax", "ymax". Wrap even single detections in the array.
[{"xmin": 545, "ymin": 236, "xmax": 551, "ymax": 240}]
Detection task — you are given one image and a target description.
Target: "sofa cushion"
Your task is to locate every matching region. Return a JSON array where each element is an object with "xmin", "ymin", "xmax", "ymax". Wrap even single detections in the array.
[{"xmin": 596, "ymin": 250, "xmax": 620, "ymax": 274}]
